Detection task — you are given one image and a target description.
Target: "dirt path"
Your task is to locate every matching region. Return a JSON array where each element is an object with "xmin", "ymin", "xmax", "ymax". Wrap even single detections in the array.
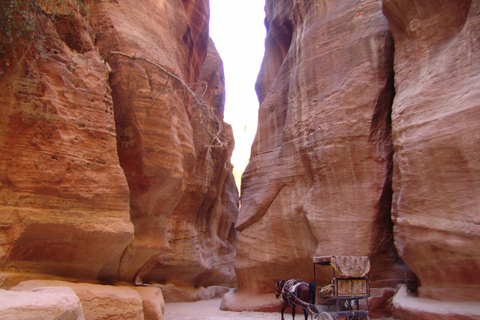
[
  {"xmin": 163, "ymin": 299, "xmax": 398, "ymax": 320},
  {"xmin": 164, "ymin": 299, "xmax": 281, "ymax": 320}
]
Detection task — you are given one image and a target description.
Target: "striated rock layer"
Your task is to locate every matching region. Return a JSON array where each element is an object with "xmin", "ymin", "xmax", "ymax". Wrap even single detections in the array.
[
  {"xmin": 0, "ymin": 0, "xmax": 134, "ymax": 281},
  {"xmin": 383, "ymin": 0, "xmax": 480, "ymax": 308},
  {"xmin": 0, "ymin": 0, "xmax": 238, "ymax": 293},
  {"xmin": 225, "ymin": 0, "xmax": 403, "ymax": 316},
  {"xmin": 89, "ymin": 0, "xmax": 238, "ymax": 288}
]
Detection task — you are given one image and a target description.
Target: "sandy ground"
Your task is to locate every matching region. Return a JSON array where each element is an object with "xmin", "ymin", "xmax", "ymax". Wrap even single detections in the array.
[
  {"xmin": 164, "ymin": 299, "xmax": 282, "ymax": 320},
  {"xmin": 163, "ymin": 299, "xmax": 398, "ymax": 320}
]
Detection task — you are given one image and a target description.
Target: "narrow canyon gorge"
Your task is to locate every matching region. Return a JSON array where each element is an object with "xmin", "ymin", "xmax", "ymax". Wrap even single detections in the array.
[{"xmin": 0, "ymin": 0, "xmax": 479, "ymax": 319}]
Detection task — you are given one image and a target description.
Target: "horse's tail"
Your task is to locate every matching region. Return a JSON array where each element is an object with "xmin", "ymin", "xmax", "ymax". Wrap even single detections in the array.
[{"xmin": 309, "ymin": 281, "xmax": 316, "ymax": 305}]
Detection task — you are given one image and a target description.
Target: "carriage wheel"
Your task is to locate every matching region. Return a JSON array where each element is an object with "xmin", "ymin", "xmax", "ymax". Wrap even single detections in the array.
[{"xmin": 318, "ymin": 312, "xmax": 334, "ymax": 320}]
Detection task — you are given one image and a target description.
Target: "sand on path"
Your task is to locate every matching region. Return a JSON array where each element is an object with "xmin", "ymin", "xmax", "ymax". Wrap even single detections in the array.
[{"xmin": 164, "ymin": 299, "xmax": 282, "ymax": 320}]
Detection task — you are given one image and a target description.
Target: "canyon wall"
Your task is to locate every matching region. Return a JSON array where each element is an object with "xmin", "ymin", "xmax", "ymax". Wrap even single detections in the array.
[
  {"xmin": 2, "ymin": 0, "xmax": 479, "ymax": 318},
  {"xmin": 0, "ymin": 0, "xmax": 134, "ymax": 281},
  {"xmin": 224, "ymin": 0, "xmax": 402, "ymax": 316},
  {"xmin": 224, "ymin": 0, "xmax": 480, "ymax": 319},
  {"xmin": 383, "ymin": 0, "xmax": 480, "ymax": 316},
  {"xmin": 0, "ymin": 0, "xmax": 238, "ymax": 296}
]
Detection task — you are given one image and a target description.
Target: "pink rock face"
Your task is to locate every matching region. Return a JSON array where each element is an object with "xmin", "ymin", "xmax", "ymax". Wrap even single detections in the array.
[
  {"xmin": 229, "ymin": 0, "xmax": 402, "ymax": 314},
  {"xmin": 89, "ymin": 0, "xmax": 238, "ymax": 287},
  {"xmin": 383, "ymin": 0, "xmax": 480, "ymax": 302},
  {"xmin": 0, "ymin": 1, "xmax": 134, "ymax": 280},
  {"xmin": 0, "ymin": 0, "xmax": 238, "ymax": 289}
]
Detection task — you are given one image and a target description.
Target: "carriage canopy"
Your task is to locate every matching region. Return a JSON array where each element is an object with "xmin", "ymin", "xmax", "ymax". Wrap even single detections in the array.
[{"xmin": 313, "ymin": 255, "xmax": 370, "ymax": 278}]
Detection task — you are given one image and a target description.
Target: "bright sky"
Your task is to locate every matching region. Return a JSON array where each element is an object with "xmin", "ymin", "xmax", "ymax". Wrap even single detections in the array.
[{"xmin": 209, "ymin": 1, "xmax": 267, "ymax": 189}]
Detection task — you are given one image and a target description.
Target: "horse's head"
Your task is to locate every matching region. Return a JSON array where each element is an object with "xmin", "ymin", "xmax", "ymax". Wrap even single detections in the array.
[{"xmin": 274, "ymin": 279, "xmax": 285, "ymax": 298}]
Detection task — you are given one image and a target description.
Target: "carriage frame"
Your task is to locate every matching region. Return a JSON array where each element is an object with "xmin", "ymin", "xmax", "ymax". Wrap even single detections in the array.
[{"xmin": 312, "ymin": 255, "xmax": 370, "ymax": 320}]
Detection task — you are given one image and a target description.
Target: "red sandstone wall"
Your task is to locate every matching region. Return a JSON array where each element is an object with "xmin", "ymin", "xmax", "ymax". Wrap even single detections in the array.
[
  {"xmin": 383, "ymin": 0, "xmax": 480, "ymax": 308},
  {"xmin": 0, "ymin": 0, "xmax": 238, "ymax": 292},
  {"xmin": 223, "ymin": 0, "xmax": 480, "ymax": 319},
  {"xmin": 224, "ymin": 1, "xmax": 403, "ymax": 317}
]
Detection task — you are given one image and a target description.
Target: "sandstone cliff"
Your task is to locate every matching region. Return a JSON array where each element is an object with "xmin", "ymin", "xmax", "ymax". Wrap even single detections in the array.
[
  {"xmin": 383, "ymin": 0, "xmax": 480, "ymax": 317},
  {"xmin": 224, "ymin": 0, "xmax": 480, "ymax": 319},
  {"xmin": 225, "ymin": 0, "xmax": 400, "ymax": 315},
  {"xmin": 0, "ymin": 0, "xmax": 238, "ymax": 297},
  {"xmin": 2, "ymin": 0, "xmax": 480, "ymax": 319}
]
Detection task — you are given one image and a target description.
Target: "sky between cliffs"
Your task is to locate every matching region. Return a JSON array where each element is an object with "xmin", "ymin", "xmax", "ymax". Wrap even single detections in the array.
[{"xmin": 209, "ymin": 0, "xmax": 267, "ymax": 189}]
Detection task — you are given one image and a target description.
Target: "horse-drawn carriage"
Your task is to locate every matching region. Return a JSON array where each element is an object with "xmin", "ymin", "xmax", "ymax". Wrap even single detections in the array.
[
  {"xmin": 275, "ymin": 255, "xmax": 371, "ymax": 320},
  {"xmin": 313, "ymin": 255, "xmax": 370, "ymax": 320}
]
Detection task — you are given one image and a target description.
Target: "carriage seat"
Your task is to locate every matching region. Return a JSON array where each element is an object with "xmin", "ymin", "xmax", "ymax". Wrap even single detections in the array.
[{"xmin": 319, "ymin": 283, "xmax": 333, "ymax": 297}]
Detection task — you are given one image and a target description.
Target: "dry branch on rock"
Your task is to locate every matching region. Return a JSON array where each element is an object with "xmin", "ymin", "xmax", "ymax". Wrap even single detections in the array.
[{"xmin": 106, "ymin": 51, "xmax": 226, "ymax": 150}]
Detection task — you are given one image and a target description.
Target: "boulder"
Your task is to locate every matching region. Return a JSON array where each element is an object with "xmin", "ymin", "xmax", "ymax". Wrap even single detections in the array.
[
  {"xmin": 12, "ymin": 280, "xmax": 144, "ymax": 320},
  {"xmin": 132, "ymin": 286, "xmax": 165, "ymax": 320},
  {"xmin": 157, "ymin": 283, "xmax": 229, "ymax": 302},
  {"xmin": 0, "ymin": 286, "xmax": 84, "ymax": 320}
]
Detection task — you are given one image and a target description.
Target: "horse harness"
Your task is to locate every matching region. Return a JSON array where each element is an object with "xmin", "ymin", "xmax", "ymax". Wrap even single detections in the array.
[
  {"xmin": 282, "ymin": 279, "xmax": 303, "ymax": 304},
  {"xmin": 282, "ymin": 279, "xmax": 319, "ymax": 316}
]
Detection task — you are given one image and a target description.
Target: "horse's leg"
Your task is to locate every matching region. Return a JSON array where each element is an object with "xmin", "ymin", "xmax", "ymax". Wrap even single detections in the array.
[
  {"xmin": 292, "ymin": 305, "xmax": 295, "ymax": 319},
  {"xmin": 280, "ymin": 300, "xmax": 287, "ymax": 320},
  {"xmin": 302, "ymin": 307, "xmax": 308, "ymax": 320}
]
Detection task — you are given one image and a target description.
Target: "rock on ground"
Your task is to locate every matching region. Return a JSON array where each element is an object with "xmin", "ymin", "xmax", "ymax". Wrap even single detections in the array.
[
  {"xmin": 392, "ymin": 285, "xmax": 480, "ymax": 320},
  {"xmin": 0, "ymin": 286, "xmax": 84, "ymax": 320},
  {"xmin": 11, "ymin": 280, "xmax": 150, "ymax": 320}
]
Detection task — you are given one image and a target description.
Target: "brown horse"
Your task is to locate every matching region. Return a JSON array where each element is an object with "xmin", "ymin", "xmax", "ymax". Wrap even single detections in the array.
[{"xmin": 275, "ymin": 279, "xmax": 319, "ymax": 320}]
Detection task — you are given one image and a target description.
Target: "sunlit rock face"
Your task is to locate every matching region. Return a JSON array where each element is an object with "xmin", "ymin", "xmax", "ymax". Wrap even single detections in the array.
[
  {"xmin": 89, "ymin": 0, "xmax": 238, "ymax": 287},
  {"xmin": 0, "ymin": 0, "xmax": 238, "ymax": 290},
  {"xmin": 0, "ymin": 0, "xmax": 134, "ymax": 281},
  {"xmin": 227, "ymin": 0, "xmax": 402, "ymax": 315},
  {"xmin": 383, "ymin": 0, "xmax": 480, "ymax": 305}
]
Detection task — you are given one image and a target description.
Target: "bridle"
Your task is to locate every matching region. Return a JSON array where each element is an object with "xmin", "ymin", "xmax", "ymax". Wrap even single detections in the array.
[{"xmin": 275, "ymin": 279, "xmax": 285, "ymax": 298}]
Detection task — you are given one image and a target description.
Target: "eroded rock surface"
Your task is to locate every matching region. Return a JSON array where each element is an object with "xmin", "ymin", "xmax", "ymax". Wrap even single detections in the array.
[
  {"xmin": 226, "ymin": 0, "xmax": 480, "ymax": 318},
  {"xmin": 228, "ymin": 0, "xmax": 402, "ymax": 315},
  {"xmin": 12, "ymin": 280, "xmax": 146, "ymax": 320},
  {"xmin": 89, "ymin": 0, "xmax": 238, "ymax": 288},
  {"xmin": 0, "ymin": 0, "xmax": 238, "ymax": 293},
  {"xmin": 0, "ymin": 286, "xmax": 84, "ymax": 320},
  {"xmin": 383, "ymin": 0, "xmax": 480, "ymax": 304},
  {"xmin": 0, "ymin": 0, "xmax": 134, "ymax": 281}
]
